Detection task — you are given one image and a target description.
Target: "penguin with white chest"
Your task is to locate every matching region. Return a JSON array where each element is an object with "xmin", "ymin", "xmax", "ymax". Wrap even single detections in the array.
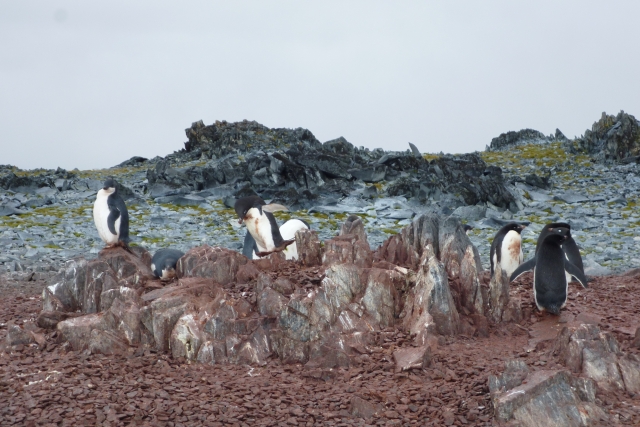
[
  {"xmin": 93, "ymin": 177, "xmax": 130, "ymax": 249},
  {"xmin": 490, "ymin": 222, "xmax": 526, "ymax": 278},
  {"xmin": 535, "ymin": 222, "xmax": 584, "ymax": 284},
  {"xmin": 234, "ymin": 195, "xmax": 309, "ymax": 259},
  {"xmin": 151, "ymin": 248, "xmax": 184, "ymax": 281},
  {"xmin": 510, "ymin": 224, "xmax": 588, "ymax": 314}
]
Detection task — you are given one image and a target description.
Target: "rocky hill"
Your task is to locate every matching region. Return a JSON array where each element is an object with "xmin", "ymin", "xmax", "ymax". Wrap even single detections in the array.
[{"xmin": 1, "ymin": 111, "xmax": 639, "ymax": 277}]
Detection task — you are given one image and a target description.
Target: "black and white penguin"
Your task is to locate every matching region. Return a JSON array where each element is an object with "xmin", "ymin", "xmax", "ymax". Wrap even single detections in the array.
[
  {"xmin": 93, "ymin": 177, "xmax": 130, "ymax": 248},
  {"xmin": 490, "ymin": 222, "xmax": 526, "ymax": 278},
  {"xmin": 234, "ymin": 195, "xmax": 309, "ymax": 259},
  {"xmin": 535, "ymin": 222, "xmax": 584, "ymax": 284},
  {"xmin": 510, "ymin": 225, "xmax": 588, "ymax": 314},
  {"xmin": 151, "ymin": 248, "xmax": 184, "ymax": 281}
]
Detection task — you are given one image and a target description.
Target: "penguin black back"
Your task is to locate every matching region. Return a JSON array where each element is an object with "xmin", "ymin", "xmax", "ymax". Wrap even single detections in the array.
[
  {"xmin": 106, "ymin": 179, "xmax": 130, "ymax": 244},
  {"xmin": 534, "ymin": 226, "xmax": 571, "ymax": 314}
]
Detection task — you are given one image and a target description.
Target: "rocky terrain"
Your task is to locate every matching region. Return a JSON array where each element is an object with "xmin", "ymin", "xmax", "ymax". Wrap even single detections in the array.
[{"xmin": 1, "ymin": 110, "xmax": 640, "ymax": 426}]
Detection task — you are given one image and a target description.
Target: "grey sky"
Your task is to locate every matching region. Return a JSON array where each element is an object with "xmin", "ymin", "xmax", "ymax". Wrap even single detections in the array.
[{"xmin": 2, "ymin": 1, "xmax": 639, "ymax": 170}]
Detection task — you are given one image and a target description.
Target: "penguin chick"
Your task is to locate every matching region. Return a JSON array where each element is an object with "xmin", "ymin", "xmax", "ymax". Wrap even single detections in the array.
[
  {"xmin": 490, "ymin": 222, "xmax": 525, "ymax": 278},
  {"xmin": 151, "ymin": 248, "xmax": 184, "ymax": 281},
  {"xmin": 93, "ymin": 177, "xmax": 130, "ymax": 249}
]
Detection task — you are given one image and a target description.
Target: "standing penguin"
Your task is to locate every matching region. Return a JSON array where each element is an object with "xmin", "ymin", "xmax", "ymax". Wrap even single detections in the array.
[
  {"xmin": 234, "ymin": 195, "xmax": 309, "ymax": 259},
  {"xmin": 510, "ymin": 225, "xmax": 588, "ymax": 314},
  {"xmin": 151, "ymin": 248, "xmax": 184, "ymax": 281},
  {"xmin": 490, "ymin": 222, "xmax": 526, "ymax": 278},
  {"xmin": 93, "ymin": 177, "xmax": 130, "ymax": 249},
  {"xmin": 535, "ymin": 222, "xmax": 584, "ymax": 284}
]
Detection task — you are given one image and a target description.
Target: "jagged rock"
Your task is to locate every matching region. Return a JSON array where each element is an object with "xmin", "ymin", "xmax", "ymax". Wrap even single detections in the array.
[
  {"xmin": 57, "ymin": 311, "xmax": 117, "ymax": 351},
  {"xmin": 294, "ymin": 228, "xmax": 322, "ymax": 266},
  {"xmin": 323, "ymin": 234, "xmax": 373, "ymax": 268},
  {"xmin": 393, "ymin": 345, "xmax": 432, "ymax": 371},
  {"xmin": 632, "ymin": 326, "xmax": 640, "ymax": 349},
  {"xmin": 339, "ymin": 215, "xmax": 370, "ymax": 248},
  {"xmin": 176, "ymin": 245, "xmax": 247, "ymax": 284},
  {"xmin": 487, "ymin": 263, "xmax": 510, "ymax": 323},
  {"xmin": 488, "ymin": 359, "xmax": 530, "ymax": 393},
  {"xmin": 88, "ymin": 329, "xmax": 130, "ymax": 355},
  {"xmin": 6, "ymin": 323, "xmax": 35, "ymax": 346},
  {"xmin": 36, "ymin": 311, "xmax": 81, "ymax": 329},
  {"xmin": 99, "ymin": 247, "xmax": 154, "ymax": 287},
  {"xmin": 170, "ymin": 313, "xmax": 204, "ymax": 361},
  {"xmin": 257, "ymin": 288, "xmax": 287, "ymax": 318},
  {"xmin": 404, "ymin": 246, "xmax": 460, "ymax": 336},
  {"xmin": 491, "ymin": 369, "xmax": 606, "ymax": 426},
  {"xmin": 488, "ymin": 129, "xmax": 548, "ymax": 151},
  {"xmin": 100, "ymin": 286, "xmax": 141, "ymax": 313},
  {"xmin": 567, "ymin": 110, "xmax": 640, "ymax": 162},
  {"xmin": 362, "ymin": 268, "xmax": 403, "ymax": 328},
  {"xmin": 84, "ymin": 260, "xmax": 118, "ymax": 313},
  {"xmin": 553, "ymin": 324, "xmax": 631, "ymax": 392},
  {"xmin": 109, "ymin": 298, "xmax": 143, "ymax": 346}
]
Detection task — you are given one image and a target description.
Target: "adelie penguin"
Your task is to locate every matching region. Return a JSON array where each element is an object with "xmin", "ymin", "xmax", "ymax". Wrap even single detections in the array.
[
  {"xmin": 234, "ymin": 195, "xmax": 309, "ymax": 259},
  {"xmin": 490, "ymin": 222, "xmax": 526, "ymax": 278},
  {"xmin": 535, "ymin": 222, "xmax": 584, "ymax": 284},
  {"xmin": 510, "ymin": 224, "xmax": 588, "ymax": 315},
  {"xmin": 93, "ymin": 177, "xmax": 131, "ymax": 250},
  {"xmin": 151, "ymin": 248, "xmax": 184, "ymax": 281}
]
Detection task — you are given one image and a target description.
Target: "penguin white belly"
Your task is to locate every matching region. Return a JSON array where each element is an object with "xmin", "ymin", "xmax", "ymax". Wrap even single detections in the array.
[
  {"xmin": 93, "ymin": 191, "xmax": 119, "ymax": 244},
  {"xmin": 245, "ymin": 208, "xmax": 275, "ymax": 253},
  {"xmin": 500, "ymin": 230, "xmax": 522, "ymax": 277},
  {"xmin": 279, "ymin": 219, "xmax": 309, "ymax": 260},
  {"xmin": 564, "ymin": 254, "xmax": 573, "ymax": 283}
]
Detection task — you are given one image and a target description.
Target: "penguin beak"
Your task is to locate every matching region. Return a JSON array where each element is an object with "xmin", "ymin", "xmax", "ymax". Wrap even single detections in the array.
[{"xmin": 238, "ymin": 218, "xmax": 243, "ymax": 224}]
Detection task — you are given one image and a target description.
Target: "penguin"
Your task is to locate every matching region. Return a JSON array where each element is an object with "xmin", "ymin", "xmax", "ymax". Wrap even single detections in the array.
[
  {"xmin": 490, "ymin": 222, "xmax": 526, "ymax": 278},
  {"xmin": 510, "ymin": 225, "xmax": 588, "ymax": 314},
  {"xmin": 535, "ymin": 222, "xmax": 584, "ymax": 284},
  {"xmin": 93, "ymin": 177, "xmax": 130, "ymax": 249},
  {"xmin": 151, "ymin": 248, "xmax": 184, "ymax": 281},
  {"xmin": 234, "ymin": 195, "xmax": 300, "ymax": 257},
  {"xmin": 242, "ymin": 218, "xmax": 310, "ymax": 260}
]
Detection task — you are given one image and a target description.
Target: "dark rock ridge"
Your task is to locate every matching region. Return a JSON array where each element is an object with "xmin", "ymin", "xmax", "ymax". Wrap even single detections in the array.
[
  {"xmin": 566, "ymin": 110, "xmax": 640, "ymax": 163},
  {"xmin": 488, "ymin": 128, "xmax": 550, "ymax": 151},
  {"xmin": 147, "ymin": 120, "xmax": 517, "ymax": 210}
]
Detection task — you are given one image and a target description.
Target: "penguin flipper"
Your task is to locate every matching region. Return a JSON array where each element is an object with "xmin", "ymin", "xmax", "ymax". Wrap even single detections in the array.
[
  {"xmin": 564, "ymin": 259, "xmax": 588, "ymax": 289},
  {"xmin": 242, "ymin": 231, "xmax": 258, "ymax": 259},
  {"xmin": 509, "ymin": 258, "xmax": 536, "ymax": 282},
  {"xmin": 107, "ymin": 207, "xmax": 121, "ymax": 235}
]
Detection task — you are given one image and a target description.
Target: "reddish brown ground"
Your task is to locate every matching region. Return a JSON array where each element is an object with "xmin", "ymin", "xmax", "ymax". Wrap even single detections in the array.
[{"xmin": 1, "ymin": 269, "xmax": 639, "ymax": 427}]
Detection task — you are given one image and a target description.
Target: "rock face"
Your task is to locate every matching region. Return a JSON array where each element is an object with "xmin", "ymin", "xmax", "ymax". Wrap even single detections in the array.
[
  {"xmin": 488, "ymin": 129, "xmax": 549, "ymax": 151},
  {"xmin": 143, "ymin": 120, "xmax": 517, "ymax": 210},
  {"xmin": 567, "ymin": 110, "xmax": 640, "ymax": 162},
  {"xmin": 44, "ymin": 213, "xmax": 514, "ymax": 368},
  {"xmin": 490, "ymin": 364, "xmax": 606, "ymax": 427},
  {"xmin": 554, "ymin": 323, "xmax": 640, "ymax": 393}
]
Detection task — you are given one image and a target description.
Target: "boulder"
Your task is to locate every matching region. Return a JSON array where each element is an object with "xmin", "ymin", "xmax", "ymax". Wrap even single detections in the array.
[
  {"xmin": 176, "ymin": 245, "xmax": 247, "ymax": 284},
  {"xmin": 491, "ymin": 369, "xmax": 606, "ymax": 426}
]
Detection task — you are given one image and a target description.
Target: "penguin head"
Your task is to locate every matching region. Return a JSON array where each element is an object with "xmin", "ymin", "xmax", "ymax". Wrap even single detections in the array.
[
  {"xmin": 463, "ymin": 224, "xmax": 474, "ymax": 235},
  {"xmin": 544, "ymin": 226, "xmax": 570, "ymax": 243},
  {"xmin": 234, "ymin": 195, "xmax": 266, "ymax": 224},
  {"xmin": 102, "ymin": 178, "xmax": 117, "ymax": 194}
]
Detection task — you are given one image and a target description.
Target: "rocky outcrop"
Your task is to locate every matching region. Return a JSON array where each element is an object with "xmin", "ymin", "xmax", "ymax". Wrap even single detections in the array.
[
  {"xmin": 566, "ymin": 110, "xmax": 640, "ymax": 162},
  {"xmin": 42, "ymin": 213, "xmax": 514, "ymax": 369},
  {"xmin": 553, "ymin": 323, "xmax": 640, "ymax": 393},
  {"xmin": 489, "ymin": 360, "xmax": 606, "ymax": 426},
  {"xmin": 487, "ymin": 129, "xmax": 549, "ymax": 151},
  {"xmin": 145, "ymin": 120, "xmax": 517, "ymax": 210}
]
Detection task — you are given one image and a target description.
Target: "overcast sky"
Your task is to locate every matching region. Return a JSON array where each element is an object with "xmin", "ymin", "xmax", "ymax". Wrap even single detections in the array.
[{"xmin": 2, "ymin": 1, "xmax": 639, "ymax": 170}]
